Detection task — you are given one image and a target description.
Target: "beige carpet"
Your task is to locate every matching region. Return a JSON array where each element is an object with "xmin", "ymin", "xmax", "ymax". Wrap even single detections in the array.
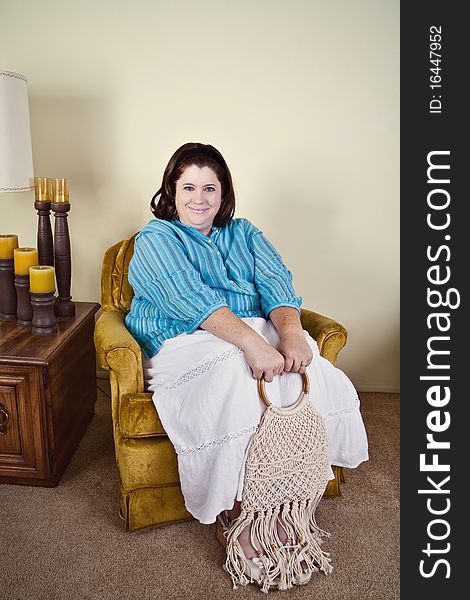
[{"xmin": 0, "ymin": 384, "xmax": 399, "ymax": 600}]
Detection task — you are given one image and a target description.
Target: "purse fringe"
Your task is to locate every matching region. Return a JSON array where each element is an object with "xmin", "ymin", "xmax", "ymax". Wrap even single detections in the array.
[{"xmin": 224, "ymin": 494, "xmax": 332, "ymax": 592}]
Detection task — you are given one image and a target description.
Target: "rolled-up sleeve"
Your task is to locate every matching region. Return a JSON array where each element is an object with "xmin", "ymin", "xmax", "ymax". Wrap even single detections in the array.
[
  {"xmin": 128, "ymin": 230, "xmax": 228, "ymax": 333},
  {"xmin": 249, "ymin": 227, "xmax": 302, "ymax": 316}
]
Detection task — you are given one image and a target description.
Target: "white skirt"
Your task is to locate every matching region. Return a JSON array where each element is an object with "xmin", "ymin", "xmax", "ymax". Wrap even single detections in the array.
[{"xmin": 143, "ymin": 317, "xmax": 368, "ymax": 524}]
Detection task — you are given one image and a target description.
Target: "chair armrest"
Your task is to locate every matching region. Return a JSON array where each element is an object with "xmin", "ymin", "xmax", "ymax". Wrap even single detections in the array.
[
  {"xmin": 93, "ymin": 306, "xmax": 346, "ymax": 398},
  {"xmin": 300, "ymin": 308, "xmax": 348, "ymax": 365},
  {"xmin": 94, "ymin": 309, "xmax": 145, "ymax": 396}
]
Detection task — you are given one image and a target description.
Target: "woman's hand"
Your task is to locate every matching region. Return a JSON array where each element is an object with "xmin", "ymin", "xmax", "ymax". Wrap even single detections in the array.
[
  {"xmin": 200, "ymin": 307, "xmax": 285, "ymax": 382},
  {"xmin": 242, "ymin": 337, "xmax": 285, "ymax": 382},
  {"xmin": 277, "ymin": 331, "xmax": 313, "ymax": 374},
  {"xmin": 268, "ymin": 307, "xmax": 313, "ymax": 374}
]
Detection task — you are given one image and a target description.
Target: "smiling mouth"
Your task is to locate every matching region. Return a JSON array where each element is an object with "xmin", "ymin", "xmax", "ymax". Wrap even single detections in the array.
[{"xmin": 189, "ymin": 207, "xmax": 209, "ymax": 213}]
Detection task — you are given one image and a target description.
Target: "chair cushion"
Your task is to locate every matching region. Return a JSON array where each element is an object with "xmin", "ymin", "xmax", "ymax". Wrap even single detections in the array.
[
  {"xmin": 119, "ymin": 392, "xmax": 168, "ymax": 438},
  {"xmin": 112, "ymin": 235, "xmax": 136, "ymax": 313}
]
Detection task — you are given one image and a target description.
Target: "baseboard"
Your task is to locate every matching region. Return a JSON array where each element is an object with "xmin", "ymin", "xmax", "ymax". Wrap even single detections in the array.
[{"xmin": 355, "ymin": 383, "xmax": 400, "ymax": 394}]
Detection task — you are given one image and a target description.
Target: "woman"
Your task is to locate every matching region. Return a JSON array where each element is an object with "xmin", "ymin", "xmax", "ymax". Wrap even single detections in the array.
[{"xmin": 125, "ymin": 142, "xmax": 368, "ymax": 588}]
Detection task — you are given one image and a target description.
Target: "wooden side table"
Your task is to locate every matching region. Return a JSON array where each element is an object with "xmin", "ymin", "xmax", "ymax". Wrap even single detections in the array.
[{"xmin": 0, "ymin": 301, "xmax": 100, "ymax": 486}]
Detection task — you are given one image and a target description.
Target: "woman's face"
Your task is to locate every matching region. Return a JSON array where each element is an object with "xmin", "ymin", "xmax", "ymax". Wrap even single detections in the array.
[{"xmin": 175, "ymin": 164, "xmax": 222, "ymax": 235}]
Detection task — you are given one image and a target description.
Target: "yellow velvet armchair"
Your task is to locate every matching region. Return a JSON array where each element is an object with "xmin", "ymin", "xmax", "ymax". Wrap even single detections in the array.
[{"xmin": 94, "ymin": 235, "xmax": 348, "ymax": 532}]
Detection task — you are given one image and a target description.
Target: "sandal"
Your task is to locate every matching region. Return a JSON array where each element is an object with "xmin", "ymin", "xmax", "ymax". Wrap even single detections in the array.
[
  {"xmin": 217, "ymin": 513, "xmax": 314, "ymax": 589},
  {"xmin": 215, "ymin": 512, "xmax": 230, "ymax": 549},
  {"xmin": 217, "ymin": 513, "xmax": 267, "ymax": 586},
  {"xmin": 217, "ymin": 512, "xmax": 286, "ymax": 591},
  {"xmin": 293, "ymin": 567, "xmax": 312, "ymax": 586}
]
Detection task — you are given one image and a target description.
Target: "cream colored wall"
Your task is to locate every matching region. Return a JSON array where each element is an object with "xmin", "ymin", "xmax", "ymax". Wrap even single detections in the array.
[{"xmin": 0, "ymin": 0, "xmax": 399, "ymax": 392}]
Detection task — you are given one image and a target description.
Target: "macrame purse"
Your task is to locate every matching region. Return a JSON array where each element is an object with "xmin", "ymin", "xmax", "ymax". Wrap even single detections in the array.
[{"xmin": 223, "ymin": 372, "xmax": 332, "ymax": 592}]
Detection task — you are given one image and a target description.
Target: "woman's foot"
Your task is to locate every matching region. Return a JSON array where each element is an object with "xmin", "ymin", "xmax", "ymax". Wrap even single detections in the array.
[
  {"xmin": 275, "ymin": 513, "xmax": 312, "ymax": 584},
  {"xmin": 220, "ymin": 504, "xmax": 310, "ymax": 588},
  {"xmin": 218, "ymin": 510, "xmax": 267, "ymax": 586},
  {"xmin": 224, "ymin": 502, "xmax": 305, "ymax": 563},
  {"xmin": 224, "ymin": 502, "xmax": 264, "ymax": 559}
]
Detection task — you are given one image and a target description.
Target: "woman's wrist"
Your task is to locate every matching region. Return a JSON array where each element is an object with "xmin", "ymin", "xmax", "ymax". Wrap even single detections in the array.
[
  {"xmin": 269, "ymin": 306, "xmax": 304, "ymax": 338},
  {"xmin": 278, "ymin": 329, "xmax": 305, "ymax": 341},
  {"xmin": 237, "ymin": 326, "xmax": 267, "ymax": 353},
  {"xmin": 201, "ymin": 307, "xmax": 266, "ymax": 352}
]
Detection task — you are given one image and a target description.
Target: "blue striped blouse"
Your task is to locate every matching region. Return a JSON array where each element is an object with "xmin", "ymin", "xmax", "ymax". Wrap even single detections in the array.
[{"xmin": 125, "ymin": 218, "xmax": 302, "ymax": 359}]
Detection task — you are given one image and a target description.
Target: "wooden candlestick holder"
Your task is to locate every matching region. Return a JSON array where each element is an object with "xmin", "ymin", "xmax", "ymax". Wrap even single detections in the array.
[
  {"xmin": 14, "ymin": 274, "xmax": 33, "ymax": 327},
  {"xmin": 31, "ymin": 291, "xmax": 58, "ymax": 335},
  {"xmin": 35, "ymin": 200, "xmax": 54, "ymax": 267},
  {"xmin": 0, "ymin": 258, "xmax": 17, "ymax": 321},
  {"xmin": 51, "ymin": 201, "xmax": 75, "ymax": 317}
]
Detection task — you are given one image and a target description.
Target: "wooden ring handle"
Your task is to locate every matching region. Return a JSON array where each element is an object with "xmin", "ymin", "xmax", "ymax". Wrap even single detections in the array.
[{"xmin": 257, "ymin": 372, "xmax": 310, "ymax": 408}]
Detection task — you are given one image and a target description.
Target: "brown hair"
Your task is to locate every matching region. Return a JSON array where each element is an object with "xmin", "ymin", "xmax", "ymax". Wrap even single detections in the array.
[{"xmin": 150, "ymin": 142, "xmax": 236, "ymax": 227}]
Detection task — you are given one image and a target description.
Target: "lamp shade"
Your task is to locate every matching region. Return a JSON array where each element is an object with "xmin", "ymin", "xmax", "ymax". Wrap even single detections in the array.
[{"xmin": 0, "ymin": 70, "xmax": 34, "ymax": 192}]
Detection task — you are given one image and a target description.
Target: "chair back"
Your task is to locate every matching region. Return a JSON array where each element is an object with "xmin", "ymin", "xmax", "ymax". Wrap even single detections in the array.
[{"xmin": 101, "ymin": 234, "xmax": 136, "ymax": 312}]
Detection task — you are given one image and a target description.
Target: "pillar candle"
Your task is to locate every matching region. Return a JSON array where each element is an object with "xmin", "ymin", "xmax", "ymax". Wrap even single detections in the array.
[
  {"xmin": 29, "ymin": 265, "xmax": 55, "ymax": 293},
  {"xmin": 34, "ymin": 177, "xmax": 52, "ymax": 202},
  {"xmin": 13, "ymin": 247, "xmax": 39, "ymax": 275},
  {"xmin": 0, "ymin": 234, "xmax": 19, "ymax": 259},
  {"xmin": 52, "ymin": 178, "xmax": 69, "ymax": 203}
]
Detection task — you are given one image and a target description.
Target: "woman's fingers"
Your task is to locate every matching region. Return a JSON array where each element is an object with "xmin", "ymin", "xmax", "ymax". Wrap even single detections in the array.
[
  {"xmin": 284, "ymin": 348, "xmax": 314, "ymax": 372},
  {"xmin": 283, "ymin": 356, "xmax": 304, "ymax": 373},
  {"xmin": 264, "ymin": 371, "xmax": 274, "ymax": 383},
  {"xmin": 278, "ymin": 334, "xmax": 314, "ymax": 373},
  {"xmin": 283, "ymin": 356, "xmax": 294, "ymax": 372},
  {"xmin": 252, "ymin": 348, "xmax": 313, "ymax": 379},
  {"xmin": 252, "ymin": 368, "xmax": 263, "ymax": 380},
  {"xmin": 252, "ymin": 365, "xmax": 284, "ymax": 382},
  {"xmin": 245, "ymin": 338, "xmax": 285, "ymax": 382}
]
